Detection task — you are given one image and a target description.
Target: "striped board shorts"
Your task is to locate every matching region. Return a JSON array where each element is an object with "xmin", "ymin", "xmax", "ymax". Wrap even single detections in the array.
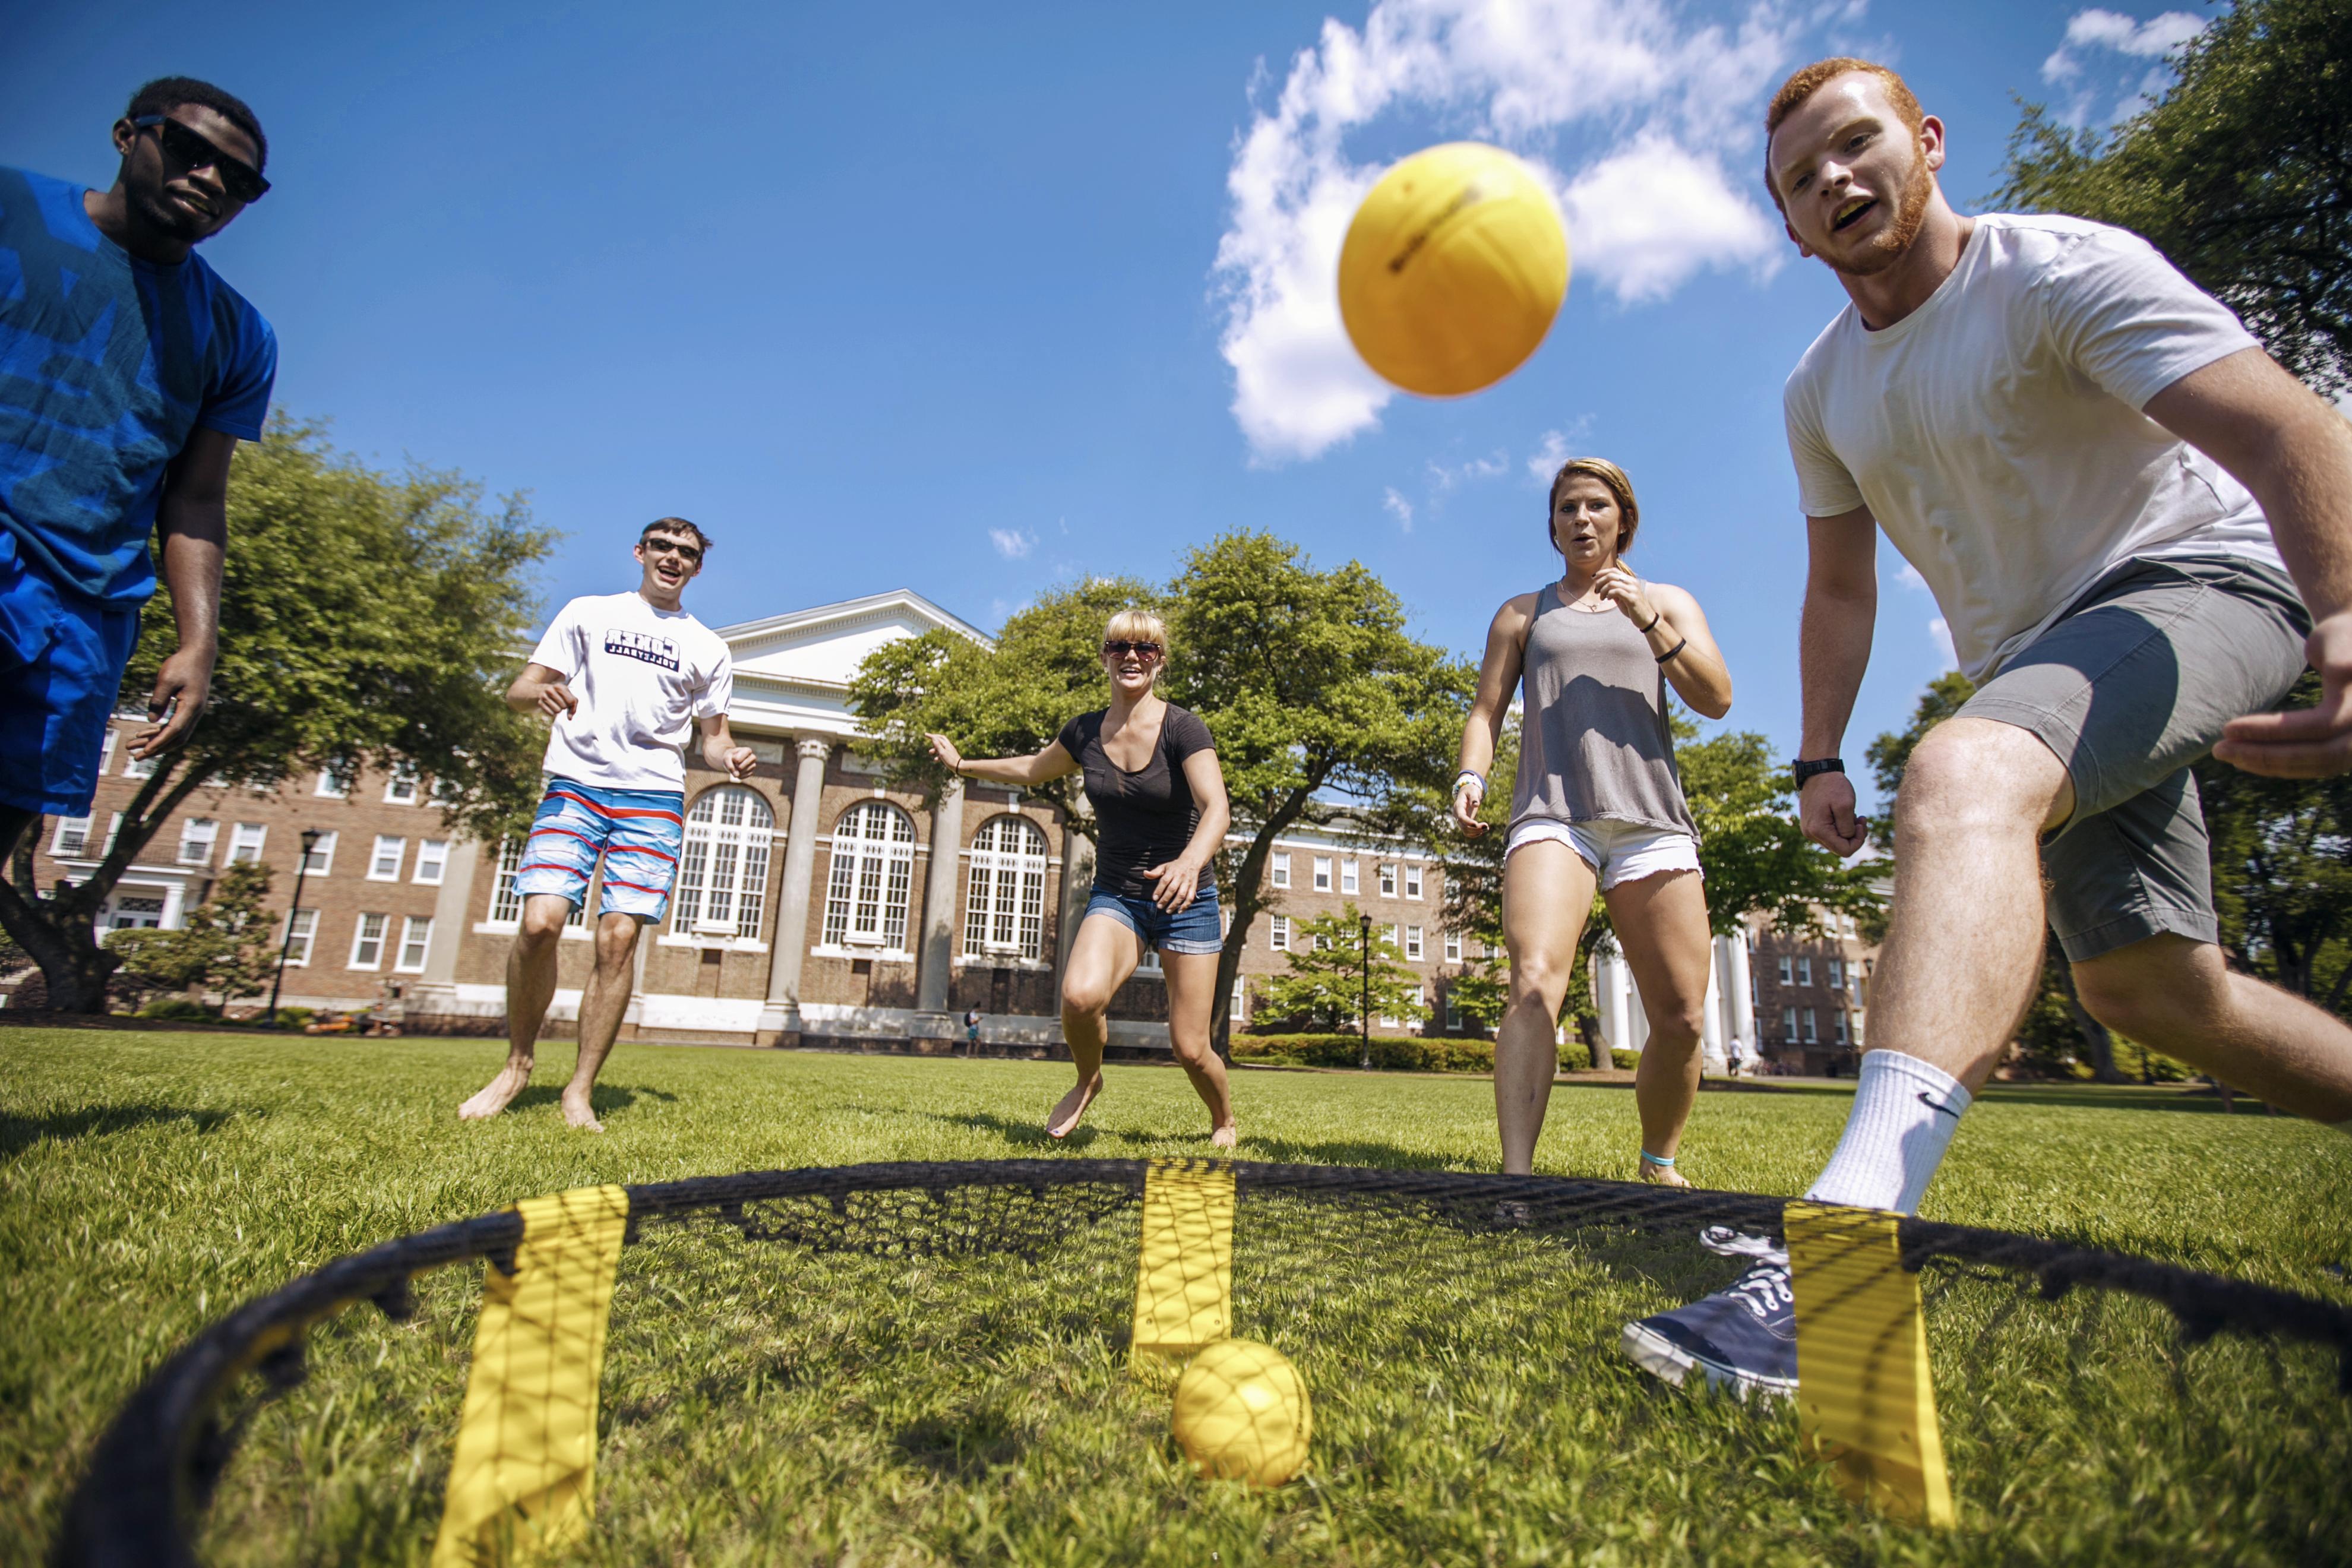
[{"xmin": 513, "ymin": 776, "xmax": 687, "ymax": 921}]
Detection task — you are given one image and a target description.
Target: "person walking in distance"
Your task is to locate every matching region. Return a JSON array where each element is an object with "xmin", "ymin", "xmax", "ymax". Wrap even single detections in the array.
[
  {"xmin": 1453, "ymin": 457, "xmax": 1734, "ymax": 1184},
  {"xmin": 1622, "ymin": 58, "xmax": 2352, "ymax": 1401},
  {"xmin": 457, "ymin": 520, "xmax": 756, "ymax": 1131},
  {"xmin": 927, "ymin": 609, "xmax": 1238, "ymax": 1146},
  {"xmin": 0, "ymin": 80, "xmax": 277, "ymax": 868}
]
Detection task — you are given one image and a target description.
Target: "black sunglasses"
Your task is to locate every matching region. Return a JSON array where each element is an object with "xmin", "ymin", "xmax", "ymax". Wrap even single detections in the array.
[
  {"xmin": 641, "ymin": 537, "xmax": 704, "ymax": 564},
  {"xmin": 1102, "ymin": 640, "xmax": 1163, "ymax": 660},
  {"xmin": 133, "ymin": 115, "xmax": 270, "ymax": 203}
]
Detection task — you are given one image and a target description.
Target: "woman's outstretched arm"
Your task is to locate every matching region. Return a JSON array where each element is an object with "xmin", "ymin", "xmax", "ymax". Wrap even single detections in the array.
[{"xmin": 927, "ymin": 733, "xmax": 1081, "ymax": 786}]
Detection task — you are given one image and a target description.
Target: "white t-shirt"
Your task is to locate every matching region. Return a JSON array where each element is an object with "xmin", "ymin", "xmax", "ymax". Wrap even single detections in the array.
[
  {"xmin": 527, "ymin": 591, "xmax": 734, "ymax": 791},
  {"xmin": 1784, "ymin": 212, "xmax": 2283, "ymax": 681}
]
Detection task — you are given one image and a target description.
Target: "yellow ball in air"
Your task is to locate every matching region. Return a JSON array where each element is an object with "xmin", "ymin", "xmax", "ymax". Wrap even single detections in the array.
[
  {"xmin": 1171, "ymin": 1338, "xmax": 1312, "ymax": 1487},
  {"xmin": 1338, "ymin": 141, "xmax": 1571, "ymax": 398}
]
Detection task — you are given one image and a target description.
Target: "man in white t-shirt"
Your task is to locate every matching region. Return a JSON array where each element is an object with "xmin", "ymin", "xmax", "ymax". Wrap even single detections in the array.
[
  {"xmin": 1623, "ymin": 58, "xmax": 2352, "ymax": 1400},
  {"xmin": 457, "ymin": 517, "xmax": 757, "ymax": 1131}
]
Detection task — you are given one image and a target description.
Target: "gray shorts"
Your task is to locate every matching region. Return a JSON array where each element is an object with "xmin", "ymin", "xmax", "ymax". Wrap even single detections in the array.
[{"xmin": 1957, "ymin": 555, "xmax": 2308, "ymax": 963}]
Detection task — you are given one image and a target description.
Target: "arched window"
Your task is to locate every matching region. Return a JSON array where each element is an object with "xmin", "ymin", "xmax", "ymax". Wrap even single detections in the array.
[
  {"xmin": 821, "ymin": 801, "xmax": 915, "ymax": 949},
  {"xmin": 963, "ymin": 814, "xmax": 1049, "ymax": 960},
  {"xmin": 672, "ymin": 786, "xmax": 776, "ymax": 938}
]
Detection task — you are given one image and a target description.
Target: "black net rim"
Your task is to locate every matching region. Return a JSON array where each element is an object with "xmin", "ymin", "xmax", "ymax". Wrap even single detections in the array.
[{"xmin": 55, "ymin": 1159, "xmax": 2352, "ymax": 1566}]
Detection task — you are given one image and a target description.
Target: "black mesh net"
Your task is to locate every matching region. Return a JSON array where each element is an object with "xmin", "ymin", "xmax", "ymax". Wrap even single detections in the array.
[{"xmin": 58, "ymin": 1161, "xmax": 2352, "ymax": 1566}]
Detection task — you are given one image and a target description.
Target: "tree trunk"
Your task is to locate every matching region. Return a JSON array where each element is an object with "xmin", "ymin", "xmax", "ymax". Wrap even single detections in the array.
[{"xmin": 1209, "ymin": 791, "xmax": 1311, "ymax": 1063}]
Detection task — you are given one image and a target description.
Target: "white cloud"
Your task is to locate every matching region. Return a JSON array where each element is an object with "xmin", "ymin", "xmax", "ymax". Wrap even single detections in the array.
[
  {"xmin": 1524, "ymin": 421, "xmax": 1591, "ymax": 483},
  {"xmin": 1928, "ymin": 616, "xmax": 1957, "ymax": 671},
  {"xmin": 1213, "ymin": 0, "xmax": 1810, "ymax": 464},
  {"xmin": 988, "ymin": 527, "xmax": 1037, "ymax": 560},
  {"xmin": 1384, "ymin": 486, "xmax": 1416, "ymax": 529},
  {"xmin": 1428, "ymin": 448, "xmax": 1509, "ymax": 490},
  {"xmin": 2040, "ymin": 9, "xmax": 2207, "ymax": 125},
  {"xmin": 1894, "ymin": 561, "xmax": 1929, "ymax": 592}
]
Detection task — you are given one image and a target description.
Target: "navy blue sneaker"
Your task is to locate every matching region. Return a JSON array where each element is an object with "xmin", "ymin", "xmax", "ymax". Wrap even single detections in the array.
[{"xmin": 1620, "ymin": 1227, "xmax": 1797, "ymax": 1400}]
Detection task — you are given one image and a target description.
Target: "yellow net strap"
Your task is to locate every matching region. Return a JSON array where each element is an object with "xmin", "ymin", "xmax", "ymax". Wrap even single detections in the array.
[
  {"xmin": 432, "ymin": 1184, "xmax": 631, "ymax": 1566},
  {"xmin": 1130, "ymin": 1160, "xmax": 1235, "ymax": 1368},
  {"xmin": 1786, "ymin": 1200, "xmax": 1955, "ymax": 1528}
]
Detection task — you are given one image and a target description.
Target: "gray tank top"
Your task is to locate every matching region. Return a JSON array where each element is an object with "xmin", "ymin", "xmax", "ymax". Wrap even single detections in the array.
[{"xmin": 1509, "ymin": 581, "xmax": 1699, "ymax": 838}]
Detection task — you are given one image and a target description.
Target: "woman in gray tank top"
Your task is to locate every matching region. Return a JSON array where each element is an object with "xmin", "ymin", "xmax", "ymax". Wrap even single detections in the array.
[{"xmin": 1452, "ymin": 458, "xmax": 1734, "ymax": 1183}]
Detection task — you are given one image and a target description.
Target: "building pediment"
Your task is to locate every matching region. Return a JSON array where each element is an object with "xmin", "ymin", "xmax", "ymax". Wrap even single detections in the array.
[{"xmin": 717, "ymin": 589, "xmax": 988, "ymax": 691}]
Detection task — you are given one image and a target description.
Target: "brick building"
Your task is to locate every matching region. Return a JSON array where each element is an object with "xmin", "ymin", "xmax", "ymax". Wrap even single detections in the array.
[{"xmin": 24, "ymin": 590, "xmax": 1478, "ymax": 1051}]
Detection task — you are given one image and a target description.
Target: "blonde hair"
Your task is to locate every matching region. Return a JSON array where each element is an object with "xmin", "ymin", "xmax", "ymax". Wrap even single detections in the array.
[
  {"xmin": 1102, "ymin": 608, "xmax": 1169, "ymax": 659},
  {"xmin": 1545, "ymin": 457, "xmax": 1641, "ymax": 558}
]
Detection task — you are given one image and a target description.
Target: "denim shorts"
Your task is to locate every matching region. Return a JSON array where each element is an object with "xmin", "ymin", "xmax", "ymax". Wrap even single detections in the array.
[{"xmin": 1083, "ymin": 881, "xmax": 1224, "ymax": 954}]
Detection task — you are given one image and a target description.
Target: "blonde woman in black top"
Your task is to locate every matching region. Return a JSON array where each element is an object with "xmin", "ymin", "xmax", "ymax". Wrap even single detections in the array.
[{"xmin": 930, "ymin": 609, "xmax": 1238, "ymax": 1145}]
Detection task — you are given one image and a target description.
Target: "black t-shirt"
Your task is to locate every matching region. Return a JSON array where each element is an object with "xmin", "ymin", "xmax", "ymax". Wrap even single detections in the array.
[{"xmin": 1056, "ymin": 704, "xmax": 1218, "ymax": 897}]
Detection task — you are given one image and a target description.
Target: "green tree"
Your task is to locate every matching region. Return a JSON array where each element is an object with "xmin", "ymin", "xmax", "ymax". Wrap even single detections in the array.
[
  {"xmin": 0, "ymin": 422, "xmax": 554, "ymax": 1012},
  {"xmin": 1993, "ymin": 0, "xmax": 2352, "ymax": 397},
  {"xmin": 106, "ymin": 862, "xmax": 281, "ymax": 1010},
  {"xmin": 1259, "ymin": 903, "xmax": 1429, "ymax": 1032},
  {"xmin": 2197, "ymin": 671, "xmax": 2352, "ymax": 1011}
]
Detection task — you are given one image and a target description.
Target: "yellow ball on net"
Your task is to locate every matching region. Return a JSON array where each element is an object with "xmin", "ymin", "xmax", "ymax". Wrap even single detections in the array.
[
  {"xmin": 1338, "ymin": 141, "xmax": 1570, "ymax": 398},
  {"xmin": 1170, "ymin": 1338, "xmax": 1312, "ymax": 1487}
]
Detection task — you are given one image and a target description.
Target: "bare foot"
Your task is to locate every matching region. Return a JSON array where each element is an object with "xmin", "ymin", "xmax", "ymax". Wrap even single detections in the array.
[
  {"xmin": 560, "ymin": 1087, "xmax": 605, "ymax": 1133},
  {"xmin": 1209, "ymin": 1124, "xmax": 1238, "ymax": 1150},
  {"xmin": 1640, "ymin": 1161, "xmax": 1692, "ymax": 1188},
  {"xmin": 457, "ymin": 1061, "xmax": 533, "ymax": 1121},
  {"xmin": 1047, "ymin": 1073, "xmax": 1104, "ymax": 1139}
]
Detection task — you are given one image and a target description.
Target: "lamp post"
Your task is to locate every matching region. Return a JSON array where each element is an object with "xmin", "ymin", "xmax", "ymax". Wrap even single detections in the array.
[
  {"xmin": 267, "ymin": 828, "xmax": 322, "ymax": 1025},
  {"xmin": 1358, "ymin": 911, "xmax": 1372, "ymax": 1070}
]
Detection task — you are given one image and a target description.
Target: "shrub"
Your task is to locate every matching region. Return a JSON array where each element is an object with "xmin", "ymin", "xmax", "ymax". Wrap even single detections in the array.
[
  {"xmin": 1612, "ymin": 1049, "xmax": 1639, "ymax": 1070},
  {"xmin": 136, "ymin": 998, "xmax": 219, "ymax": 1022},
  {"xmin": 272, "ymin": 1006, "xmax": 317, "ymax": 1032},
  {"xmin": 1229, "ymin": 1032, "xmax": 1495, "ymax": 1074}
]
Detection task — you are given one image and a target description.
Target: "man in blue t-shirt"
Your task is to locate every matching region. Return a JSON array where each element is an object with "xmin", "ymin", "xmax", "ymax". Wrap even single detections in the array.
[{"xmin": 0, "ymin": 76, "xmax": 278, "ymax": 861}]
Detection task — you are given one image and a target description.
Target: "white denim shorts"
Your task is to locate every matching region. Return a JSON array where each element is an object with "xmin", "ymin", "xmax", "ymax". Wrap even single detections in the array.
[{"xmin": 1504, "ymin": 818, "xmax": 1702, "ymax": 890}]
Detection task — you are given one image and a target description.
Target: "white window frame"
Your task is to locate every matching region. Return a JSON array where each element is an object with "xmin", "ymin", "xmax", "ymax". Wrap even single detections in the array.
[
  {"xmin": 229, "ymin": 822, "xmax": 267, "ymax": 865},
  {"xmin": 1405, "ymin": 863, "xmax": 1423, "ymax": 900},
  {"xmin": 1777, "ymin": 956, "xmax": 1793, "ymax": 985},
  {"xmin": 1782, "ymin": 1006, "xmax": 1798, "ymax": 1042},
  {"xmin": 1313, "ymin": 856, "xmax": 1332, "ymax": 892},
  {"xmin": 674, "ymin": 785, "xmax": 777, "ymax": 941},
  {"xmin": 1406, "ymin": 924, "xmax": 1424, "ymax": 960},
  {"xmin": 1270, "ymin": 851, "xmax": 1290, "ymax": 889},
  {"xmin": 303, "ymin": 831, "xmax": 337, "ymax": 877},
  {"xmin": 1379, "ymin": 863, "xmax": 1397, "ymax": 897},
  {"xmin": 283, "ymin": 908, "xmax": 319, "ymax": 968},
  {"xmin": 1341, "ymin": 858, "xmax": 1359, "ymax": 895},
  {"xmin": 1229, "ymin": 979, "xmax": 1247, "ymax": 1023},
  {"xmin": 122, "ymin": 742, "xmax": 156, "ymax": 780},
  {"xmin": 1796, "ymin": 957, "xmax": 1813, "ymax": 987},
  {"xmin": 395, "ymin": 915, "xmax": 434, "ymax": 973},
  {"xmin": 962, "ymin": 813, "xmax": 1049, "ymax": 961},
  {"xmin": 1443, "ymin": 930, "xmax": 1462, "ymax": 963},
  {"xmin": 1803, "ymin": 1007, "xmax": 1819, "ymax": 1044},
  {"xmin": 382, "ymin": 766, "xmax": 421, "ymax": 805},
  {"xmin": 1387, "ymin": 922, "xmax": 1402, "ymax": 954},
  {"xmin": 821, "ymin": 801, "xmax": 916, "ymax": 950},
  {"xmin": 1827, "ymin": 957, "xmax": 1844, "ymax": 989},
  {"xmin": 314, "ymin": 769, "xmax": 350, "ymax": 798},
  {"xmin": 1269, "ymin": 915, "xmax": 1289, "ymax": 953},
  {"xmin": 51, "ymin": 814, "xmax": 94, "ymax": 858},
  {"xmin": 369, "ymin": 835, "xmax": 407, "ymax": 881},
  {"xmin": 413, "ymin": 839, "xmax": 449, "ymax": 886},
  {"xmin": 347, "ymin": 912, "xmax": 388, "ymax": 970},
  {"xmin": 97, "ymin": 730, "xmax": 118, "ymax": 777},
  {"xmin": 488, "ymin": 838, "xmax": 524, "ymax": 924},
  {"xmin": 176, "ymin": 818, "xmax": 219, "ymax": 867},
  {"xmin": 1833, "ymin": 1010, "xmax": 1850, "ymax": 1045}
]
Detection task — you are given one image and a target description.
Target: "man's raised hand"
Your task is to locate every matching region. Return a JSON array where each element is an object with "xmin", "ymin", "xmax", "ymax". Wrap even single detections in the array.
[
  {"xmin": 2214, "ymin": 612, "xmax": 2352, "ymax": 778},
  {"xmin": 723, "ymin": 746, "xmax": 758, "ymax": 781}
]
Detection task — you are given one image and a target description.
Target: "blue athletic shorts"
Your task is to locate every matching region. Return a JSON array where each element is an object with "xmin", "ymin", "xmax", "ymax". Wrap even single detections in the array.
[
  {"xmin": 514, "ymin": 776, "xmax": 687, "ymax": 921},
  {"xmin": 0, "ymin": 532, "xmax": 142, "ymax": 816},
  {"xmin": 1083, "ymin": 880, "xmax": 1224, "ymax": 954}
]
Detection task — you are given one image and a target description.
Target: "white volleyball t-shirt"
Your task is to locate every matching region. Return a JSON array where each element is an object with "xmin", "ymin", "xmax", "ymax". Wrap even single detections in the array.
[
  {"xmin": 1784, "ymin": 213, "xmax": 2283, "ymax": 681},
  {"xmin": 527, "ymin": 591, "xmax": 733, "ymax": 791}
]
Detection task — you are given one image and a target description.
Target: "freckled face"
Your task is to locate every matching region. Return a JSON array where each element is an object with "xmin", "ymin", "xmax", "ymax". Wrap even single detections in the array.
[
  {"xmin": 1551, "ymin": 476, "xmax": 1623, "ymax": 567},
  {"xmin": 1769, "ymin": 72, "xmax": 1937, "ymax": 277}
]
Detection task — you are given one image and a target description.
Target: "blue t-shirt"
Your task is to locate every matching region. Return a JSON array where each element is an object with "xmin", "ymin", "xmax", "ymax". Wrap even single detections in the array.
[{"xmin": 0, "ymin": 166, "xmax": 277, "ymax": 605}]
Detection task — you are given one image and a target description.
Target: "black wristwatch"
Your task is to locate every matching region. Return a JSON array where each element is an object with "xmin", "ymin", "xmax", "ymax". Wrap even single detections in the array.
[{"xmin": 1791, "ymin": 757, "xmax": 1845, "ymax": 788}]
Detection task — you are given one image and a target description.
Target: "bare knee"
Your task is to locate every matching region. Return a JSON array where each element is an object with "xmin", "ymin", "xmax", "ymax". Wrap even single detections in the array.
[
  {"xmin": 593, "ymin": 918, "xmax": 641, "ymax": 974},
  {"xmin": 1507, "ymin": 952, "xmax": 1574, "ymax": 1014},
  {"xmin": 517, "ymin": 906, "xmax": 569, "ymax": 947},
  {"xmin": 1643, "ymin": 1001, "xmax": 1706, "ymax": 1048},
  {"xmin": 1169, "ymin": 1030, "xmax": 1213, "ymax": 1068},
  {"xmin": 1062, "ymin": 979, "xmax": 1114, "ymax": 1018},
  {"xmin": 1897, "ymin": 722, "xmax": 2061, "ymax": 840}
]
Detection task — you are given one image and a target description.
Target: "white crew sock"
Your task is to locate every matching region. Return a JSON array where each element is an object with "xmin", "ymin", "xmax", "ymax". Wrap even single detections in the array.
[{"xmin": 1803, "ymin": 1050, "xmax": 1972, "ymax": 1215}]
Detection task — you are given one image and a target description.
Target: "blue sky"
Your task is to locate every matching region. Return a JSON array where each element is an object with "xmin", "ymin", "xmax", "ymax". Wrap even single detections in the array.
[{"xmin": 5, "ymin": 1, "xmax": 2214, "ymax": 808}]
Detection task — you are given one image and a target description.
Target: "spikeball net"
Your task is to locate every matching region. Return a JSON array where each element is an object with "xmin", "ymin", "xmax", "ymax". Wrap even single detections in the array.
[{"xmin": 58, "ymin": 1159, "xmax": 2352, "ymax": 1564}]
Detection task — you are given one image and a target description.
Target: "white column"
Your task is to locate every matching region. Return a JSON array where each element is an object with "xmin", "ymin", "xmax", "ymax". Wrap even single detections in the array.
[
  {"xmin": 404, "ymin": 837, "xmax": 483, "ymax": 1020},
  {"xmin": 755, "ymin": 738, "xmax": 832, "ymax": 1045},
  {"xmin": 1699, "ymin": 942, "xmax": 1728, "ymax": 1075},
  {"xmin": 1721, "ymin": 932, "xmax": 1755, "ymax": 1072},
  {"xmin": 1594, "ymin": 943, "xmax": 1627, "ymax": 1063},
  {"xmin": 909, "ymin": 776, "xmax": 966, "ymax": 1040}
]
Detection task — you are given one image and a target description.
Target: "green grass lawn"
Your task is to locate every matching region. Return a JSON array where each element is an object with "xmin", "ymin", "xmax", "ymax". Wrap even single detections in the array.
[{"xmin": 4, "ymin": 1026, "xmax": 2349, "ymax": 1566}]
